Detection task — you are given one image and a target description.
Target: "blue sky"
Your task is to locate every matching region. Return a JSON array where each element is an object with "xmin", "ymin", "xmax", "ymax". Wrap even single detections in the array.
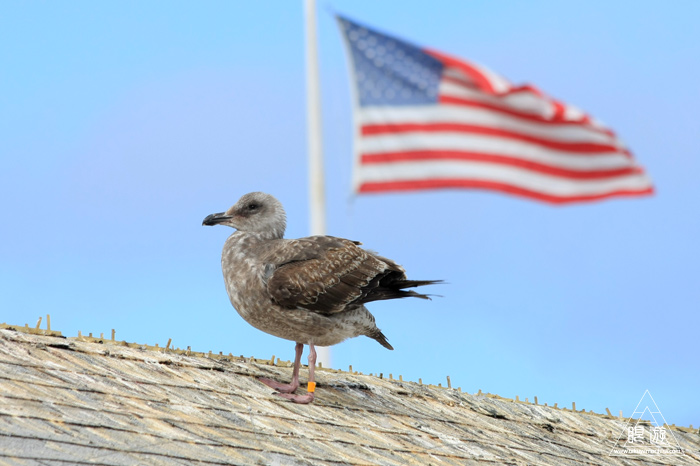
[{"xmin": 1, "ymin": 1, "xmax": 698, "ymax": 428}]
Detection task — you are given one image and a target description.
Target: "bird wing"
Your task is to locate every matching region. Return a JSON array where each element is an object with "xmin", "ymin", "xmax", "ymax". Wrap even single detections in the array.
[{"xmin": 263, "ymin": 236, "xmax": 404, "ymax": 314}]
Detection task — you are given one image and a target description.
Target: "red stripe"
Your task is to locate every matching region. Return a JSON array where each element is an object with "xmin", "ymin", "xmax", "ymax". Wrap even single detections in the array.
[
  {"xmin": 358, "ymin": 179, "xmax": 654, "ymax": 205},
  {"xmin": 552, "ymin": 100, "xmax": 566, "ymax": 121},
  {"xmin": 361, "ymin": 123, "xmax": 622, "ymax": 154},
  {"xmin": 509, "ymin": 84, "xmax": 544, "ymax": 97},
  {"xmin": 360, "ymin": 151, "xmax": 642, "ymax": 180},
  {"xmin": 425, "ymin": 48, "xmax": 497, "ymax": 93},
  {"xmin": 438, "ymin": 95, "xmax": 615, "ymax": 137}
]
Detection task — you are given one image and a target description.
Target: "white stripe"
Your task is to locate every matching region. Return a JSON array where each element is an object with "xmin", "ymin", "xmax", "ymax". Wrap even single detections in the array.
[
  {"xmin": 357, "ymin": 160, "xmax": 653, "ymax": 197},
  {"xmin": 359, "ymin": 133, "xmax": 634, "ymax": 171},
  {"xmin": 358, "ymin": 104, "xmax": 620, "ymax": 146},
  {"xmin": 563, "ymin": 103, "xmax": 586, "ymax": 121}
]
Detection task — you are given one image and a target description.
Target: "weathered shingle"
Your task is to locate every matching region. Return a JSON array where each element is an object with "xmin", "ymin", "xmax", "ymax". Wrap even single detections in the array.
[{"xmin": 0, "ymin": 327, "xmax": 698, "ymax": 465}]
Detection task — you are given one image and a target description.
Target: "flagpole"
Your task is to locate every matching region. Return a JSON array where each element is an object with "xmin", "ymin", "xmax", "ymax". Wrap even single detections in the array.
[{"xmin": 304, "ymin": 0, "xmax": 331, "ymax": 368}]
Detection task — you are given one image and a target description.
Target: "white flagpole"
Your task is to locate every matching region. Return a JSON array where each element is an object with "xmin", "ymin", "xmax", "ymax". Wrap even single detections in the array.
[{"xmin": 304, "ymin": 0, "xmax": 331, "ymax": 368}]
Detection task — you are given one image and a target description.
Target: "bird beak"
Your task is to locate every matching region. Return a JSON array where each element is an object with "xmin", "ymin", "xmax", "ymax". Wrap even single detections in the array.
[{"xmin": 202, "ymin": 212, "xmax": 232, "ymax": 226}]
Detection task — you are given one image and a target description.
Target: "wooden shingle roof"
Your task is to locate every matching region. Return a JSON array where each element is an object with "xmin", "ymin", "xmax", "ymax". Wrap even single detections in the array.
[{"xmin": 1, "ymin": 325, "xmax": 698, "ymax": 465}]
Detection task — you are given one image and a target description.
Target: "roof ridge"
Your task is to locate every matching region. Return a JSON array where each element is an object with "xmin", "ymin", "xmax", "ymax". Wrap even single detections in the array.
[{"xmin": 2, "ymin": 318, "xmax": 697, "ymax": 435}]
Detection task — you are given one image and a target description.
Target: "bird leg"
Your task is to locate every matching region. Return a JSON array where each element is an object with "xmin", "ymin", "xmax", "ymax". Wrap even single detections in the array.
[
  {"xmin": 259, "ymin": 342, "xmax": 304, "ymax": 393},
  {"xmin": 275, "ymin": 344, "xmax": 316, "ymax": 404}
]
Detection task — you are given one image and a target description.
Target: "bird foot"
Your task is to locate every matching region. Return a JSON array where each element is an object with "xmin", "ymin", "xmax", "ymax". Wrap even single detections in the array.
[
  {"xmin": 258, "ymin": 377, "xmax": 299, "ymax": 394},
  {"xmin": 274, "ymin": 391, "xmax": 315, "ymax": 404}
]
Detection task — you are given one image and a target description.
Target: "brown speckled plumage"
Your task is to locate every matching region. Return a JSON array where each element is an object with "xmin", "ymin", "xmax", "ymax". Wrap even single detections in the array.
[{"xmin": 203, "ymin": 192, "xmax": 440, "ymax": 403}]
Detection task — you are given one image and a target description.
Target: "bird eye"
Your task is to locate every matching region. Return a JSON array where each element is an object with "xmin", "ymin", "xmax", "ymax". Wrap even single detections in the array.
[{"xmin": 247, "ymin": 203, "xmax": 259, "ymax": 210}]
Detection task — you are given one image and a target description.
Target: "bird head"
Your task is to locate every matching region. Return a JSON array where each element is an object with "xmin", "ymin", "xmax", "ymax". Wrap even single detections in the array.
[{"xmin": 202, "ymin": 192, "xmax": 287, "ymax": 239}]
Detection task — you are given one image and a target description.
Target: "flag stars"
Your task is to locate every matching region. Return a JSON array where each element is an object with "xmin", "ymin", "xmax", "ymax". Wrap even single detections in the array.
[{"xmin": 341, "ymin": 18, "xmax": 443, "ymax": 106}]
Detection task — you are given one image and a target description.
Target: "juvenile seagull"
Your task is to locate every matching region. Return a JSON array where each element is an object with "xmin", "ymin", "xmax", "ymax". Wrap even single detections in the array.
[{"xmin": 203, "ymin": 192, "xmax": 440, "ymax": 404}]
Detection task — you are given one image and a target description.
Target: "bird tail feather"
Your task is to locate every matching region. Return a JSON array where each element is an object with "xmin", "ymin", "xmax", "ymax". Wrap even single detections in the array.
[
  {"xmin": 363, "ymin": 279, "xmax": 443, "ymax": 303},
  {"xmin": 368, "ymin": 329, "xmax": 394, "ymax": 350}
]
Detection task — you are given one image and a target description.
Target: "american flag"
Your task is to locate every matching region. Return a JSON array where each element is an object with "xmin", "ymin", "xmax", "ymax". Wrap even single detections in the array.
[{"xmin": 337, "ymin": 16, "xmax": 654, "ymax": 204}]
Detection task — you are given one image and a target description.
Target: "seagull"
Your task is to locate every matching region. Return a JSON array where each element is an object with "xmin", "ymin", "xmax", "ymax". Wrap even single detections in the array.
[{"xmin": 203, "ymin": 192, "xmax": 440, "ymax": 403}]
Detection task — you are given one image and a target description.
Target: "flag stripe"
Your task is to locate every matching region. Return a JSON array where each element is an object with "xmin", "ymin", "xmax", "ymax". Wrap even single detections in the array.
[
  {"xmin": 358, "ymin": 132, "xmax": 633, "ymax": 170},
  {"xmin": 358, "ymin": 105, "xmax": 619, "ymax": 145},
  {"xmin": 438, "ymin": 62, "xmax": 605, "ymax": 130},
  {"xmin": 426, "ymin": 48, "xmax": 511, "ymax": 94},
  {"xmin": 441, "ymin": 76, "xmax": 556, "ymax": 120},
  {"xmin": 361, "ymin": 123, "xmax": 621, "ymax": 154},
  {"xmin": 439, "ymin": 72, "xmax": 613, "ymax": 130},
  {"xmin": 358, "ymin": 179, "xmax": 654, "ymax": 204},
  {"xmin": 360, "ymin": 151, "xmax": 642, "ymax": 180},
  {"xmin": 356, "ymin": 160, "xmax": 653, "ymax": 198},
  {"xmin": 439, "ymin": 94, "xmax": 612, "ymax": 131}
]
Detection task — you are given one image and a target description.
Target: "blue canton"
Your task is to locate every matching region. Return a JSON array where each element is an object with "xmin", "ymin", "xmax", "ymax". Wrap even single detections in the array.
[{"xmin": 338, "ymin": 16, "xmax": 443, "ymax": 107}]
